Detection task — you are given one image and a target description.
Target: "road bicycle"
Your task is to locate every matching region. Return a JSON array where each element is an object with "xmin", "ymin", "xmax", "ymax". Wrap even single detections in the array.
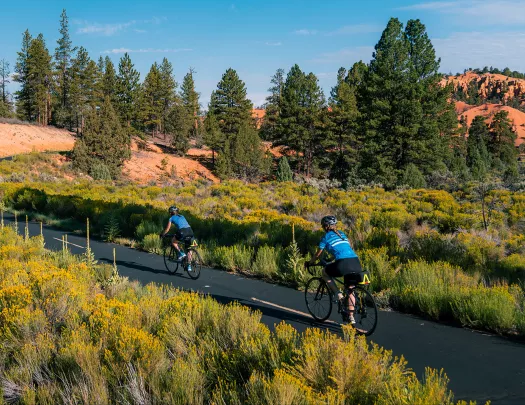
[
  {"xmin": 162, "ymin": 235, "xmax": 202, "ymax": 280},
  {"xmin": 304, "ymin": 261, "xmax": 378, "ymax": 336}
]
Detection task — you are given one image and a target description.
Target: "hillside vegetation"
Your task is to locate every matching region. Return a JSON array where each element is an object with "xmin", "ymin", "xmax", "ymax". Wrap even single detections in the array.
[{"xmin": 1, "ymin": 177, "xmax": 524, "ymax": 336}]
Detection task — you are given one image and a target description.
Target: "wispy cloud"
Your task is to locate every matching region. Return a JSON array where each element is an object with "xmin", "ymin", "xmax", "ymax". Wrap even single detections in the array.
[
  {"xmin": 102, "ymin": 48, "xmax": 193, "ymax": 54},
  {"xmin": 75, "ymin": 16, "xmax": 167, "ymax": 36},
  {"xmin": 434, "ymin": 31, "xmax": 525, "ymax": 73},
  {"xmin": 294, "ymin": 29, "xmax": 318, "ymax": 36},
  {"xmin": 310, "ymin": 46, "xmax": 374, "ymax": 64},
  {"xmin": 265, "ymin": 41, "xmax": 282, "ymax": 46},
  {"xmin": 77, "ymin": 20, "xmax": 136, "ymax": 36},
  {"xmin": 400, "ymin": 1, "xmax": 525, "ymax": 25},
  {"xmin": 134, "ymin": 29, "xmax": 147, "ymax": 34},
  {"xmin": 325, "ymin": 24, "xmax": 382, "ymax": 36}
]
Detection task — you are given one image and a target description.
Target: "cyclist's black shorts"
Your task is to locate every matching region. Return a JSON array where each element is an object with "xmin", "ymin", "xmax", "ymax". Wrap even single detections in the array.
[
  {"xmin": 325, "ymin": 258, "xmax": 363, "ymax": 285},
  {"xmin": 175, "ymin": 227, "xmax": 194, "ymax": 241}
]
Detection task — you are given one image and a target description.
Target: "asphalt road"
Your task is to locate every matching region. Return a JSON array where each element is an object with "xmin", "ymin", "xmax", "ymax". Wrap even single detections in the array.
[{"xmin": 3, "ymin": 214, "xmax": 525, "ymax": 404}]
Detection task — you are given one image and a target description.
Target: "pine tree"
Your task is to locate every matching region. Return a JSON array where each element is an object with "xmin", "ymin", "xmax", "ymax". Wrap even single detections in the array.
[
  {"xmin": 165, "ymin": 104, "xmax": 192, "ymax": 154},
  {"xmin": 72, "ymin": 97, "xmax": 131, "ymax": 179},
  {"xmin": 359, "ymin": 18, "xmax": 453, "ymax": 187},
  {"xmin": 26, "ymin": 34, "xmax": 53, "ymax": 125},
  {"xmin": 466, "ymin": 115, "xmax": 490, "ymax": 180},
  {"xmin": 328, "ymin": 65, "xmax": 360, "ymax": 186},
  {"xmin": 54, "ymin": 9, "xmax": 75, "ymax": 127},
  {"xmin": 116, "ymin": 53, "xmax": 140, "ymax": 129},
  {"xmin": 489, "ymin": 110, "xmax": 518, "ymax": 173},
  {"xmin": 14, "ymin": 30, "xmax": 33, "ymax": 121},
  {"xmin": 203, "ymin": 111, "xmax": 224, "ymax": 167},
  {"xmin": 230, "ymin": 123, "xmax": 269, "ymax": 180},
  {"xmin": 139, "ymin": 62, "xmax": 163, "ymax": 135},
  {"xmin": 0, "ymin": 59, "xmax": 10, "ymax": 105},
  {"xmin": 209, "ymin": 68, "xmax": 253, "ymax": 137},
  {"xmin": 69, "ymin": 47, "xmax": 97, "ymax": 133},
  {"xmin": 102, "ymin": 56, "xmax": 117, "ymax": 105},
  {"xmin": 260, "ymin": 68, "xmax": 285, "ymax": 141},
  {"xmin": 158, "ymin": 58, "xmax": 177, "ymax": 133},
  {"xmin": 215, "ymin": 139, "xmax": 232, "ymax": 180},
  {"xmin": 275, "ymin": 65, "xmax": 326, "ymax": 177},
  {"xmin": 276, "ymin": 156, "xmax": 293, "ymax": 182},
  {"xmin": 180, "ymin": 68, "xmax": 201, "ymax": 138},
  {"xmin": 401, "ymin": 163, "xmax": 427, "ymax": 188}
]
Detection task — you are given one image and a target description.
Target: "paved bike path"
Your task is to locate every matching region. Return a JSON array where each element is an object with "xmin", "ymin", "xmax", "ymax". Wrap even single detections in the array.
[{"xmin": 4, "ymin": 215, "xmax": 525, "ymax": 404}]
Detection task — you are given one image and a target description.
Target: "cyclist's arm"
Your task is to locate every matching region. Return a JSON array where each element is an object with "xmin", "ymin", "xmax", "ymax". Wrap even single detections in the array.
[
  {"xmin": 308, "ymin": 248, "xmax": 324, "ymax": 266},
  {"xmin": 160, "ymin": 221, "xmax": 172, "ymax": 237}
]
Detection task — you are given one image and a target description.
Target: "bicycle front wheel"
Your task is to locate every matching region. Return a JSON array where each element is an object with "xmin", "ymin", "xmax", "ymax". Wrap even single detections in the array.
[
  {"xmin": 185, "ymin": 248, "xmax": 202, "ymax": 280},
  {"xmin": 305, "ymin": 277, "xmax": 333, "ymax": 322},
  {"xmin": 352, "ymin": 286, "xmax": 378, "ymax": 336},
  {"xmin": 163, "ymin": 246, "xmax": 179, "ymax": 274}
]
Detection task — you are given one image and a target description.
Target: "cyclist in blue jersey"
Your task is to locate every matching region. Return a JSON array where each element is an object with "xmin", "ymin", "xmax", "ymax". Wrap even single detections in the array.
[
  {"xmin": 307, "ymin": 215, "xmax": 363, "ymax": 324},
  {"xmin": 160, "ymin": 206, "xmax": 194, "ymax": 271}
]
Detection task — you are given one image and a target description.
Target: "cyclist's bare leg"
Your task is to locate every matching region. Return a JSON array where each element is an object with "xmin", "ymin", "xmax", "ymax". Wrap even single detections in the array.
[
  {"xmin": 171, "ymin": 236, "xmax": 181, "ymax": 253},
  {"xmin": 345, "ymin": 286, "xmax": 356, "ymax": 314},
  {"xmin": 322, "ymin": 269, "xmax": 340, "ymax": 296}
]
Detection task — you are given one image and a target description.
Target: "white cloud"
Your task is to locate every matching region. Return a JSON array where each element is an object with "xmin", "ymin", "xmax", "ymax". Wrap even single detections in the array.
[
  {"xmin": 78, "ymin": 21, "xmax": 136, "ymax": 36},
  {"xmin": 310, "ymin": 46, "xmax": 374, "ymax": 64},
  {"xmin": 434, "ymin": 31, "xmax": 525, "ymax": 73},
  {"xmin": 400, "ymin": 1, "xmax": 525, "ymax": 25},
  {"xmin": 76, "ymin": 16, "xmax": 167, "ymax": 36},
  {"xmin": 134, "ymin": 29, "xmax": 147, "ymax": 34},
  {"xmin": 294, "ymin": 29, "xmax": 318, "ymax": 36},
  {"xmin": 265, "ymin": 41, "xmax": 282, "ymax": 46},
  {"xmin": 325, "ymin": 24, "xmax": 382, "ymax": 36},
  {"xmin": 102, "ymin": 48, "xmax": 193, "ymax": 54}
]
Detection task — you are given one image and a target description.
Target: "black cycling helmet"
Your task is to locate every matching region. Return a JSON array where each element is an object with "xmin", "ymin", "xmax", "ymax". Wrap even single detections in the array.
[
  {"xmin": 321, "ymin": 215, "xmax": 337, "ymax": 227},
  {"xmin": 168, "ymin": 206, "xmax": 179, "ymax": 215}
]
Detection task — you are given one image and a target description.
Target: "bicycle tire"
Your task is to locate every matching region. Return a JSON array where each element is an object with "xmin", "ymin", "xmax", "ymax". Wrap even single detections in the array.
[
  {"xmin": 163, "ymin": 246, "xmax": 179, "ymax": 274},
  {"xmin": 305, "ymin": 277, "xmax": 333, "ymax": 322},
  {"xmin": 185, "ymin": 248, "xmax": 202, "ymax": 280},
  {"xmin": 350, "ymin": 285, "xmax": 378, "ymax": 336}
]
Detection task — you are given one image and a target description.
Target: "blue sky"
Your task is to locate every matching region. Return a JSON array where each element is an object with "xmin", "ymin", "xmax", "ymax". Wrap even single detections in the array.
[{"xmin": 2, "ymin": 0, "xmax": 525, "ymax": 107}]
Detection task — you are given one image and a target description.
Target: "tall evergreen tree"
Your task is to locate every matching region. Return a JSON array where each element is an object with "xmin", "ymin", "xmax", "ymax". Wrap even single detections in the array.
[
  {"xmin": 489, "ymin": 110, "xmax": 518, "ymax": 174},
  {"xmin": 116, "ymin": 53, "xmax": 140, "ymax": 129},
  {"xmin": 158, "ymin": 57, "xmax": 177, "ymax": 133},
  {"xmin": 180, "ymin": 68, "xmax": 201, "ymax": 138},
  {"xmin": 72, "ymin": 97, "xmax": 131, "ymax": 179},
  {"xmin": 359, "ymin": 18, "xmax": 453, "ymax": 187},
  {"xmin": 208, "ymin": 68, "xmax": 253, "ymax": 137},
  {"xmin": 69, "ymin": 47, "xmax": 98, "ymax": 133},
  {"xmin": 14, "ymin": 30, "xmax": 33, "ymax": 121},
  {"xmin": 329, "ymin": 65, "xmax": 360, "ymax": 186},
  {"xmin": 276, "ymin": 156, "xmax": 293, "ymax": 182},
  {"xmin": 466, "ymin": 115, "xmax": 490, "ymax": 180},
  {"xmin": 140, "ymin": 62, "xmax": 163, "ymax": 135},
  {"xmin": 230, "ymin": 123, "xmax": 269, "ymax": 180},
  {"xmin": 102, "ymin": 56, "xmax": 117, "ymax": 105},
  {"xmin": 0, "ymin": 59, "xmax": 10, "ymax": 105},
  {"xmin": 54, "ymin": 9, "xmax": 75, "ymax": 126},
  {"xmin": 260, "ymin": 68, "xmax": 285, "ymax": 141},
  {"xmin": 26, "ymin": 34, "xmax": 53, "ymax": 125},
  {"xmin": 203, "ymin": 111, "xmax": 223, "ymax": 167},
  {"xmin": 165, "ymin": 104, "xmax": 192, "ymax": 154},
  {"xmin": 275, "ymin": 64, "xmax": 326, "ymax": 177}
]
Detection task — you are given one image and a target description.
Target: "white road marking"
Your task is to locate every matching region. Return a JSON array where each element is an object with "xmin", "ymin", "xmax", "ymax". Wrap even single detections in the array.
[
  {"xmin": 250, "ymin": 297, "xmax": 341, "ymax": 326},
  {"xmin": 52, "ymin": 237, "xmax": 85, "ymax": 249},
  {"xmin": 204, "ymin": 285, "xmax": 210, "ymax": 288}
]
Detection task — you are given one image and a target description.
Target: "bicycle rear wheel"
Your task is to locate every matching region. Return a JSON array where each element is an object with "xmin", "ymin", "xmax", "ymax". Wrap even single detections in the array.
[
  {"xmin": 351, "ymin": 286, "xmax": 378, "ymax": 336},
  {"xmin": 185, "ymin": 248, "xmax": 202, "ymax": 280},
  {"xmin": 305, "ymin": 277, "xmax": 333, "ymax": 322},
  {"xmin": 163, "ymin": 246, "xmax": 179, "ymax": 274}
]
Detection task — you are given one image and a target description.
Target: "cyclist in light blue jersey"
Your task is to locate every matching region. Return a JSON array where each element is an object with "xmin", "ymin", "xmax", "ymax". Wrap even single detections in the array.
[
  {"xmin": 307, "ymin": 215, "xmax": 364, "ymax": 324},
  {"xmin": 160, "ymin": 206, "xmax": 194, "ymax": 271}
]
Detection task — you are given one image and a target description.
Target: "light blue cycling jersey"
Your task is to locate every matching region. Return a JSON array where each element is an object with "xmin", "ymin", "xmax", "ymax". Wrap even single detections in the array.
[
  {"xmin": 319, "ymin": 230, "xmax": 357, "ymax": 260},
  {"xmin": 169, "ymin": 214, "xmax": 190, "ymax": 230}
]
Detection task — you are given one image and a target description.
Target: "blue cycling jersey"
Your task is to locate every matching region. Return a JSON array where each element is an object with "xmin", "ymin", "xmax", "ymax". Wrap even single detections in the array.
[
  {"xmin": 319, "ymin": 230, "xmax": 357, "ymax": 260},
  {"xmin": 169, "ymin": 214, "xmax": 190, "ymax": 230}
]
